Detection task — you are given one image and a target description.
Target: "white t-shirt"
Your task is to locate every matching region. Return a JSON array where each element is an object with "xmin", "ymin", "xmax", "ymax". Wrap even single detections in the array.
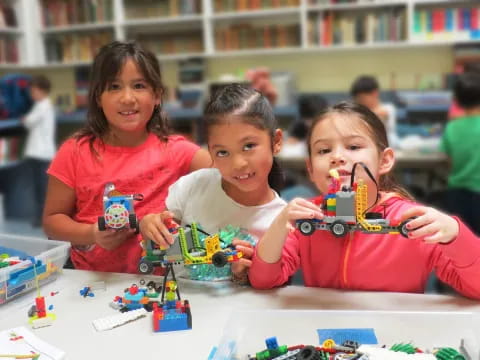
[
  {"xmin": 166, "ymin": 168, "xmax": 286, "ymax": 243},
  {"xmin": 23, "ymin": 97, "xmax": 56, "ymax": 160}
]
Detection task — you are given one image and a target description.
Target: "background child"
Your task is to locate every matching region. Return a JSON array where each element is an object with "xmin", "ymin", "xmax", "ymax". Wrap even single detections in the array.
[
  {"xmin": 440, "ymin": 71, "xmax": 480, "ymax": 236},
  {"xmin": 250, "ymin": 102, "xmax": 480, "ymax": 300},
  {"xmin": 43, "ymin": 41, "xmax": 211, "ymax": 273},
  {"xmin": 140, "ymin": 83, "xmax": 286, "ymax": 283},
  {"xmin": 350, "ymin": 75, "xmax": 397, "ymax": 147},
  {"xmin": 22, "ymin": 75, "xmax": 55, "ymax": 227}
]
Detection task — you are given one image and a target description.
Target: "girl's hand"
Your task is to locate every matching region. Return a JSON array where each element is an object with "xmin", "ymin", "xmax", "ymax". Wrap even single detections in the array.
[
  {"xmin": 231, "ymin": 239, "xmax": 254, "ymax": 282},
  {"xmin": 91, "ymin": 224, "xmax": 136, "ymax": 250},
  {"xmin": 139, "ymin": 211, "xmax": 176, "ymax": 248},
  {"xmin": 280, "ymin": 197, "xmax": 324, "ymax": 231},
  {"xmin": 400, "ymin": 206, "xmax": 459, "ymax": 244}
]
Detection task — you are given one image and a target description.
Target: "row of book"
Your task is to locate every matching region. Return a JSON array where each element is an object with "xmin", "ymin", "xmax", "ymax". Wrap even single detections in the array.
[
  {"xmin": 136, "ymin": 33, "xmax": 203, "ymax": 55},
  {"xmin": 41, "ymin": 0, "xmax": 113, "ymax": 27},
  {"xmin": 125, "ymin": 0, "xmax": 201, "ymax": 19},
  {"xmin": 310, "ymin": 0, "xmax": 401, "ymax": 4},
  {"xmin": 413, "ymin": 7, "xmax": 480, "ymax": 41},
  {"xmin": 215, "ymin": 24, "xmax": 300, "ymax": 51},
  {"xmin": 308, "ymin": 9, "xmax": 405, "ymax": 46},
  {"xmin": 0, "ymin": 4, "xmax": 17, "ymax": 28},
  {"xmin": 0, "ymin": 38, "xmax": 18, "ymax": 63},
  {"xmin": 214, "ymin": 0, "xmax": 299, "ymax": 12},
  {"xmin": 45, "ymin": 32, "xmax": 113, "ymax": 63},
  {"xmin": 0, "ymin": 137, "xmax": 20, "ymax": 166}
]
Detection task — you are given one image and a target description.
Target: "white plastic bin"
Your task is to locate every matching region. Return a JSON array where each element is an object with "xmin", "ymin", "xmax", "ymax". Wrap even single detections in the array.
[
  {"xmin": 213, "ymin": 309, "xmax": 480, "ymax": 360},
  {"xmin": 0, "ymin": 233, "xmax": 70, "ymax": 304}
]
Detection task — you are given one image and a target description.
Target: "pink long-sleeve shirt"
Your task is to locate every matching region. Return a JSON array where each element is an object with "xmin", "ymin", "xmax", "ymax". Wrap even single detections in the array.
[{"xmin": 250, "ymin": 196, "xmax": 480, "ymax": 299}]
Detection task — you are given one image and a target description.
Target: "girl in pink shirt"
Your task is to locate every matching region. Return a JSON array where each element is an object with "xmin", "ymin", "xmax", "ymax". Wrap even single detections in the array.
[
  {"xmin": 250, "ymin": 102, "xmax": 480, "ymax": 299},
  {"xmin": 43, "ymin": 41, "xmax": 211, "ymax": 273}
]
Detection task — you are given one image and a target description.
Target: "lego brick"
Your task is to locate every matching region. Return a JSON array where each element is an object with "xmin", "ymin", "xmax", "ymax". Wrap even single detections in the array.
[{"xmin": 92, "ymin": 308, "xmax": 147, "ymax": 332}]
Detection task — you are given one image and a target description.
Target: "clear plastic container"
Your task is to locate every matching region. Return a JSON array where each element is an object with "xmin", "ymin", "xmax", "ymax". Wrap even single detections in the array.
[
  {"xmin": 0, "ymin": 233, "xmax": 70, "ymax": 304},
  {"xmin": 213, "ymin": 309, "xmax": 480, "ymax": 360}
]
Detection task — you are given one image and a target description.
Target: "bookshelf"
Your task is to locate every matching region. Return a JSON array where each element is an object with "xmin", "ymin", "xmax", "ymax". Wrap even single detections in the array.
[{"xmin": 0, "ymin": 0, "xmax": 468, "ymax": 67}]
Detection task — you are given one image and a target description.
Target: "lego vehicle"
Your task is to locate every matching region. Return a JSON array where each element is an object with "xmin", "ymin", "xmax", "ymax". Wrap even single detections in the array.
[
  {"xmin": 138, "ymin": 223, "xmax": 243, "ymax": 275},
  {"xmin": 296, "ymin": 162, "xmax": 413, "ymax": 238},
  {"xmin": 98, "ymin": 183, "xmax": 144, "ymax": 234}
]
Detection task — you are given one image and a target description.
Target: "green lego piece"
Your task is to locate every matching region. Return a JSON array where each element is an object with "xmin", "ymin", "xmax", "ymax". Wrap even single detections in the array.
[
  {"xmin": 435, "ymin": 347, "xmax": 465, "ymax": 360},
  {"xmin": 390, "ymin": 343, "xmax": 416, "ymax": 354}
]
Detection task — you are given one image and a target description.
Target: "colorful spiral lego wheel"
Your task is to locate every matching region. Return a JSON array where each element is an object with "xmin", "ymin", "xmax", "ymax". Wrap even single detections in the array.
[{"xmin": 104, "ymin": 203, "xmax": 129, "ymax": 229}]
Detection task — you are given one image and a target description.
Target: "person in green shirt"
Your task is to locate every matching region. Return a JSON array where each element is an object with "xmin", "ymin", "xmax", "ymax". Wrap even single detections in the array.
[{"xmin": 440, "ymin": 71, "xmax": 480, "ymax": 235}]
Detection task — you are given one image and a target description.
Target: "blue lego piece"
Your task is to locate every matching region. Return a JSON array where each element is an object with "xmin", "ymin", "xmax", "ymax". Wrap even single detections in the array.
[
  {"xmin": 317, "ymin": 328, "xmax": 378, "ymax": 345},
  {"xmin": 159, "ymin": 309, "xmax": 190, "ymax": 332},
  {"xmin": 265, "ymin": 337, "xmax": 279, "ymax": 350},
  {"xmin": 9, "ymin": 261, "xmax": 46, "ymax": 285},
  {"xmin": 0, "ymin": 246, "xmax": 30, "ymax": 259}
]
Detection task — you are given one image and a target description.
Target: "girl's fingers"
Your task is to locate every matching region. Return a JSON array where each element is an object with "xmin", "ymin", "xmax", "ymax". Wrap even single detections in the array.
[
  {"xmin": 236, "ymin": 245, "xmax": 254, "ymax": 258},
  {"xmin": 287, "ymin": 209, "xmax": 322, "ymax": 221},
  {"xmin": 408, "ymin": 222, "xmax": 438, "ymax": 240},
  {"xmin": 404, "ymin": 213, "xmax": 434, "ymax": 232},
  {"xmin": 423, "ymin": 231, "xmax": 444, "ymax": 244},
  {"xmin": 401, "ymin": 206, "xmax": 427, "ymax": 222}
]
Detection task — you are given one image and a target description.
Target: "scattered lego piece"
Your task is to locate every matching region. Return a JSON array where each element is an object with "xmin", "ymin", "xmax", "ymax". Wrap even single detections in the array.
[
  {"xmin": 357, "ymin": 345, "xmax": 435, "ymax": 359},
  {"xmin": 317, "ymin": 328, "xmax": 378, "ymax": 346},
  {"xmin": 49, "ymin": 291, "xmax": 59, "ymax": 297},
  {"xmin": 80, "ymin": 286, "xmax": 94, "ymax": 298},
  {"xmin": 92, "ymin": 308, "xmax": 147, "ymax": 332}
]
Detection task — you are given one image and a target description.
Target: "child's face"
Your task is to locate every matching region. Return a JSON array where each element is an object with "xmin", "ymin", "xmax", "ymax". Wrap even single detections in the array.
[
  {"xmin": 30, "ymin": 86, "xmax": 46, "ymax": 102},
  {"xmin": 208, "ymin": 119, "xmax": 282, "ymax": 204},
  {"xmin": 307, "ymin": 114, "xmax": 393, "ymax": 196},
  {"xmin": 354, "ymin": 90, "xmax": 379, "ymax": 110},
  {"xmin": 99, "ymin": 58, "xmax": 160, "ymax": 137}
]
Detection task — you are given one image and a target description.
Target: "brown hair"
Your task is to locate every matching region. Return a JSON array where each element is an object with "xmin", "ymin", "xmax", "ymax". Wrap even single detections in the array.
[
  {"xmin": 74, "ymin": 41, "xmax": 169, "ymax": 153},
  {"xmin": 306, "ymin": 101, "xmax": 413, "ymax": 200},
  {"xmin": 203, "ymin": 83, "xmax": 284, "ymax": 193},
  {"xmin": 31, "ymin": 75, "xmax": 51, "ymax": 93}
]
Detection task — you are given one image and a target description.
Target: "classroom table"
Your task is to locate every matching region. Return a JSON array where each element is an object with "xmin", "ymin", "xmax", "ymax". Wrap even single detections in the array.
[{"xmin": 0, "ymin": 269, "xmax": 479, "ymax": 359}]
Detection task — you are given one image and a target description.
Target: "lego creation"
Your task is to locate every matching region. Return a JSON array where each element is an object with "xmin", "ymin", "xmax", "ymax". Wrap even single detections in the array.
[
  {"xmin": 296, "ymin": 162, "xmax": 415, "ymax": 238},
  {"xmin": 98, "ymin": 182, "xmax": 144, "ymax": 233},
  {"xmin": 138, "ymin": 222, "xmax": 243, "ymax": 275}
]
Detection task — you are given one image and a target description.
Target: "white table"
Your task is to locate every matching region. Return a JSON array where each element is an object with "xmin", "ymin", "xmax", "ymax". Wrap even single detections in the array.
[{"xmin": 1, "ymin": 269, "xmax": 479, "ymax": 359}]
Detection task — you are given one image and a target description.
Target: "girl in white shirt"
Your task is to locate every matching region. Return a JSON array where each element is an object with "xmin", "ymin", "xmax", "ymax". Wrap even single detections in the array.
[{"xmin": 140, "ymin": 84, "xmax": 286, "ymax": 282}]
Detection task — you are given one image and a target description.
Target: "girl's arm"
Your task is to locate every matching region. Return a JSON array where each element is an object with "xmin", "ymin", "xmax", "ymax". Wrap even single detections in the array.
[
  {"xmin": 43, "ymin": 176, "xmax": 135, "ymax": 250},
  {"xmin": 189, "ymin": 148, "xmax": 211, "ymax": 172},
  {"xmin": 257, "ymin": 198, "xmax": 323, "ymax": 263}
]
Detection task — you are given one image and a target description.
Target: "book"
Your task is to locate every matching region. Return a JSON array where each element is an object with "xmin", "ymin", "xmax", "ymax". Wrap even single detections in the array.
[{"xmin": 0, "ymin": 326, "xmax": 65, "ymax": 360}]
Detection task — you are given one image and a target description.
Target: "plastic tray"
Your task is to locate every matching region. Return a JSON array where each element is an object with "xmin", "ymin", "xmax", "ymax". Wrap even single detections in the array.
[{"xmin": 0, "ymin": 233, "xmax": 70, "ymax": 304}]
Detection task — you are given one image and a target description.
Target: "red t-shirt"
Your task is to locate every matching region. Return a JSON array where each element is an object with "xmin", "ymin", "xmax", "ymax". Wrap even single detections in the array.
[{"xmin": 48, "ymin": 133, "xmax": 200, "ymax": 273}]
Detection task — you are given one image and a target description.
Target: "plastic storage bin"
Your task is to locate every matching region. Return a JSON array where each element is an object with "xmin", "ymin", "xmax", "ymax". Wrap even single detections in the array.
[
  {"xmin": 213, "ymin": 310, "xmax": 480, "ymax": 360},
  {"xmin": 0, "ymin": 233, "xmax": 70, "ymax": 305}
]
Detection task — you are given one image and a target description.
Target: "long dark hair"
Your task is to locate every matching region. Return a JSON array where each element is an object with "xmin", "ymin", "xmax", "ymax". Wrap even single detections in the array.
[
  {"xmin": 307, "ymin": 101, "xmax": 413, "ymax": 200},
  {"xmin": 203, "ymin": 83, "xmax": 284, "ymax": 193},
  {"xmin": 75, "ymin": 41, "xmax": 170, "ymax": 153}
]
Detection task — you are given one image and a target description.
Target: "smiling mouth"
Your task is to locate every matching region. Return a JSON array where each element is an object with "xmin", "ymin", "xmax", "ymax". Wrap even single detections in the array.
[
  {"xmin": 119, "ymin": 110, "xmax": 138, "ymax": 115},
  {"xmin": 234, "ymin": 172, "xmax": 255, "ymax": 180}
]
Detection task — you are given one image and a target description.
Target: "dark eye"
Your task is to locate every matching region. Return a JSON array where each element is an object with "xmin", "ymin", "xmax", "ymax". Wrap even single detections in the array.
[
  {"xmin": 317, "ymin": 148, "xmax": 330, "ymax": 154},
  {"xmin": 348, "ymin": 145, "xmax": 361, "ymax": 150},
  {"xmin": 216, "ymin": 150, "xmax": 229, "ymax": 158},
  {"xmin": 134, "ymin": 82, "xmax": 146, "ymax": 89},
  {"xmin": 107, "ymin": 83, "xmax": 120, "ymax": 91},
  {"xmin": 243, "ymin": 143, "xmax": 256, "ymax": 151}
]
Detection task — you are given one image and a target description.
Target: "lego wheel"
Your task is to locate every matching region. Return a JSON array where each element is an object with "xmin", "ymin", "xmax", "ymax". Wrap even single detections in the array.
[
  {"xmin": 298, "ymin": 220, "xmax": 315, "ymax": 235},
  {"xmin": 399, "ymin": 217, "xmax": 416, "ymax": 238},
  {"xmin": 330, "ymin": 220, "xmax": 348, "ymax": 237},
  {"xmin": 98, "ymin": 216, "xmax": 106, "ymax": 231},
  {"xmin": 138, "ymin": 260, "xmax": 154, "ymax": 274},
  {"xmin": 129, "ymin": 214, "xmax": 139, "ymax": 234},
  {"xmin": 212, "ymin": 251, "xmax": 228, "ymax": 267},
  {"xmin": 297, "ymin": 345, "xmax": 321, "ymax": 360}
]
